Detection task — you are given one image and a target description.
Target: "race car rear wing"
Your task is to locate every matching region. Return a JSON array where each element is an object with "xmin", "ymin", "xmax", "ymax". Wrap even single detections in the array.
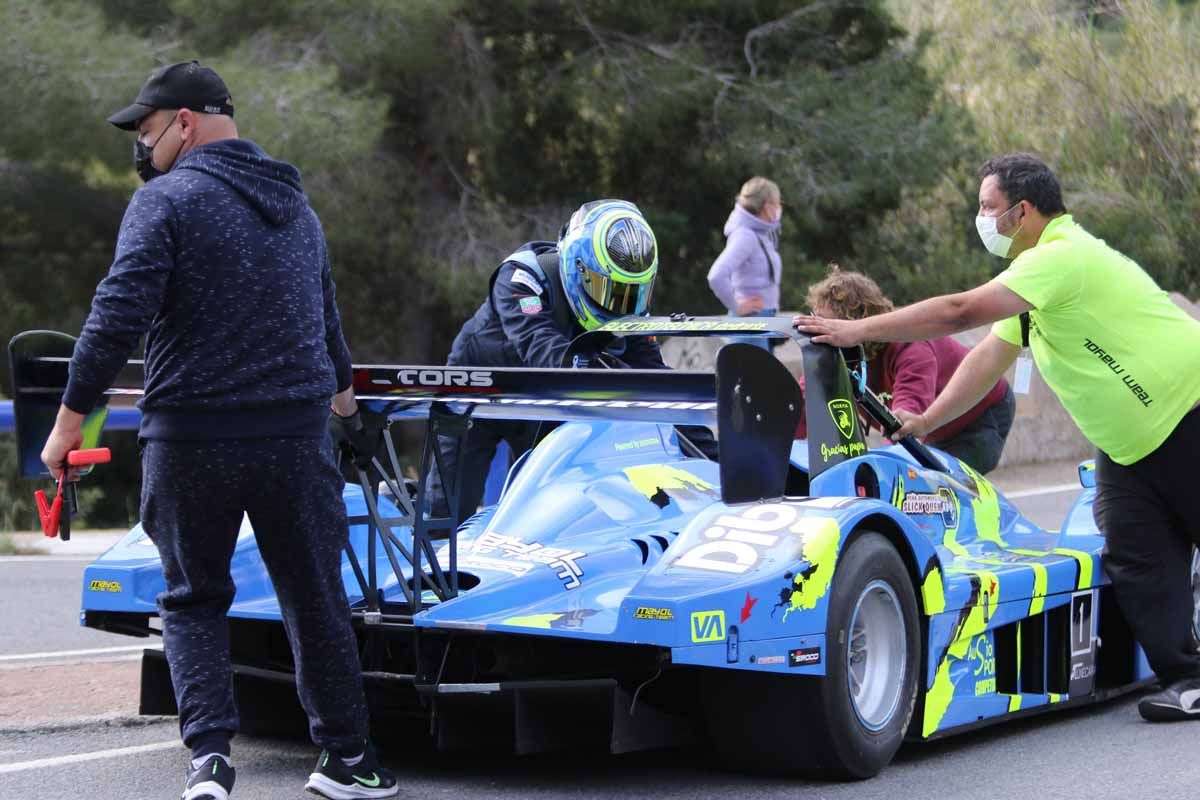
[
  {"xmin": 8, "ymin": 315, "xmax": 942, "ymax": 486},
  {"xmin": 8, "ymin": 322, "xmax": 801, "ymax": 620},
  {"xmin": 6, "ymin": 319, "xmax": 800, "ymax": 491}
]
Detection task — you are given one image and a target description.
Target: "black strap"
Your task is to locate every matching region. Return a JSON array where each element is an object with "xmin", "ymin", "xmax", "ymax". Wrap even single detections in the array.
[
  {"xmin": 486, "ymin": 248, "xmax": 575, "ymax": 336},
  {"xmin": 535, "ymin": 250, "xmax": 577, "ymax": 334},
  {"xmin": 1020, "ymin": 312, "xmax": 1030, "ymax": 348},
  {"xmin": 754, "ymin": 235, "xmax": 780, "ymax": 287}
]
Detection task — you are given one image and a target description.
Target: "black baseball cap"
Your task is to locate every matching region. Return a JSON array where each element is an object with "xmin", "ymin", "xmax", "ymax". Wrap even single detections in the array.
[{"xmin": 107, "ymin": 60, "xmax": 234, "ymax": 130}]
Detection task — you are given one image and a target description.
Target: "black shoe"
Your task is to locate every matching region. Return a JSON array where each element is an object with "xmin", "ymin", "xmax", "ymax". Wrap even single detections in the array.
[
  {"xmin": 305, "ymin": 746, "xmax": 398, "ymax": 799},
  {"xmin": 182, "ymin": 754, "xmax": 235, "ymax": 800},
  {"xmin": 1138, "ymin": 676, "xmax": 1200, "ymax": 721}
]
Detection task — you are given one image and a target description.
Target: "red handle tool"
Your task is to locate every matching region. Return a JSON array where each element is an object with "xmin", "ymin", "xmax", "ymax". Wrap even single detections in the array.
[{"xmin": 35, "ymin": 448, "xmax": 112, "ymax": 540}]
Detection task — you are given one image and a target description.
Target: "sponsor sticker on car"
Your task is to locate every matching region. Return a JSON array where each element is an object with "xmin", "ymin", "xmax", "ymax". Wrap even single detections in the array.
[
  {"xmin": 789, "ymin": 646, "xmax": 821, "ymax": 667},
  {"xmin": 456, "ymin": 532, "xmax": 586, "ymax": 589},
  {"xmin": 633, "ymin": 606, "xmax": 674, "ymax": 621},
  {"xmin": 88, "ymin": 579, "xmax": 123, "ymax": 593},
  {"xmin": 690, "ymin": 610, "xmax": 725, "ymax": 643}
]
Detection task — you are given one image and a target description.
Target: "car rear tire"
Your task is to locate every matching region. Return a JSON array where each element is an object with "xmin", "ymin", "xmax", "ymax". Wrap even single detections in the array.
[{"xmin": 703, "ymin": 531, "xmax": 920, "ymax": 779}]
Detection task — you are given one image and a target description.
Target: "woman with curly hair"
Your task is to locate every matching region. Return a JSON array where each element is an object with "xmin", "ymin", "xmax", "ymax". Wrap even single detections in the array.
[{"xmin": 798, "ymin": 266, "xmax": 1015, "ymax": 473}]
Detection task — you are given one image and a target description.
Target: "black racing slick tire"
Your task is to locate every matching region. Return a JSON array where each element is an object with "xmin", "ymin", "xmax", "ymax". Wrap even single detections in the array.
[{"xmin": 703, "ymin": 532, "xmax": 920, "ymax": 779}]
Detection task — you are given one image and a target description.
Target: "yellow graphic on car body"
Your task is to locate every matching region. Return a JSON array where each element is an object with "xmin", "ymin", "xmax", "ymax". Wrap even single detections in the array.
[
  {"xmin": 921, "ymin": 566, "xmax": 946, "ymax": 615},
  {"xmin": 891, "ymin": 473, "xmax": 905, "ymax": 511},
  {"xmin": 501, "ymin": 613, "xmax": 564, "ymax": 629},
  {"xmin": 959, "ymin": 462, "xmax": 1004, "ymax": 547},
  {"xmin": 940, "ymin": 489, "xmax": 967, "ymax": 557},
  {"xmin": 1007, "ymin": 547, "xmax": 1095, "ymax": 590},
  {"xmin": 690, "ymin": 610, "xmax": 726, "ymax": 642},
  {"xmin": 827, "ymin": 399, "xmax": 856, "ymax": 440},
  {"xmin": 623, "ymin": 465, "xmax": 716, "ymax": 503},
  {"xmin": 633, "ymin": 606, "xmax": 674, "ymax": 621},
  {"xmin": 922, "ymin": 569, "xmax": 1000, "ymax": 737},
  {"xmin": 775, "ymin": 518, "xmax": 841, "ymax": 621}
]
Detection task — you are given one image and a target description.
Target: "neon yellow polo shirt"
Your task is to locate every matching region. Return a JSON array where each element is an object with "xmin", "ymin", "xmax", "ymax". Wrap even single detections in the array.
[{"xmin": 991, "ymin": 215, "xmax": 1200, "ymax": 465}]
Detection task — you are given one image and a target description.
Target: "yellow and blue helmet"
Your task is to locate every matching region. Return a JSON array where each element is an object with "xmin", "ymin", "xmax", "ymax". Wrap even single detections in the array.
[{"xmin": 558, "ymin": 199, "xmax": 658, "ymax": 331}]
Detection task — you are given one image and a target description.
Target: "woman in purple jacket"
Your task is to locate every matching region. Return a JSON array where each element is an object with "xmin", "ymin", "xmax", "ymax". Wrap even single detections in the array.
[{"xmin": 707, "ymin": 176, "xmax": 783, "ymax": 349}]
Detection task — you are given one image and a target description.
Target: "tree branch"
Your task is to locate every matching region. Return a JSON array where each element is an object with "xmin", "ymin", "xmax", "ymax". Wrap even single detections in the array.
[{"xmin": 743, "ymin": 0, "xmax": 868, "ymax": 78}]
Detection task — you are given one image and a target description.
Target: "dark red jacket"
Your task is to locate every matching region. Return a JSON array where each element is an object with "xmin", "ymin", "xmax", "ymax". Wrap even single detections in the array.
[{"xmin": 795, "ymin": 338, "xmax": 1009, "ymax": 442}]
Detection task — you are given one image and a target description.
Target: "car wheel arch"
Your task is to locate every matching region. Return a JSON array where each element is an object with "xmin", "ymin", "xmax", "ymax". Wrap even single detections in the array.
[{"xmin": 839, "ymin": 512, "xmax": 932, "ymax": 614}]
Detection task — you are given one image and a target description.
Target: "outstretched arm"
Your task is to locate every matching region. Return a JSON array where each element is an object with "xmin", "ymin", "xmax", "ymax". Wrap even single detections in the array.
[
  {"xmin": 894, "ymin": 333, "xmax": 1019, "ymax": 438},
  {"xmin": 793, "ymin": 282, "xmax": 1033, "ymax": 347}
]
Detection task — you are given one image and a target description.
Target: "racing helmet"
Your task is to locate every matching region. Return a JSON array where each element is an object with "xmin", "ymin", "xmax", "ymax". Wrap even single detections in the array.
[{"xmin": 558, "ymin": 200, "xmax": 658, "ymax": 331}]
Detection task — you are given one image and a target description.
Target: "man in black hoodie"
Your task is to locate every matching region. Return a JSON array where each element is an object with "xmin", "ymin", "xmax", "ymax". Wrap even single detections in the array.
[{"xmin": 39, "ymin": 61, "xmax": 398, "ymax": 800}]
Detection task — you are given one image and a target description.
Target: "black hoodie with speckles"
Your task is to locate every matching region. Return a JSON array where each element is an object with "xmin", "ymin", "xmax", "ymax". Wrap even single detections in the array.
[{"xmin": 64, "ymin": 138, "xmax": 353, "ymax": 441}]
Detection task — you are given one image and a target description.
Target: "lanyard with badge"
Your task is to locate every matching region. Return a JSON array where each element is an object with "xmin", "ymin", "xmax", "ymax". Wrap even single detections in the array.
[{"xmin": 1013, "ymin": 312, "xmax": 1034, "ymax": 394}]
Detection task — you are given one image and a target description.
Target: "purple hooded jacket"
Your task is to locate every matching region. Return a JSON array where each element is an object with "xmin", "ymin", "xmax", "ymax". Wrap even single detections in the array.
[{"xmin": 706, "ymin": 203, "xmax": 782, "ymax": 312}]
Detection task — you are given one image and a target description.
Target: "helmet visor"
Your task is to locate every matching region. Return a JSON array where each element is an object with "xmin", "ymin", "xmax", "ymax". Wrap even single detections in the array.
[{"xmin": 579, "ymin": 266, "xmax": 655, "ymax": 317}]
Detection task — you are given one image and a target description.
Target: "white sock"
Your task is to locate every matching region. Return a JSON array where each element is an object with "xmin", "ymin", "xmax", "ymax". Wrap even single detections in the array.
[
  {"xmin": 191, "ymin": 753, "xmax": 232, "ymax": 770},
  {"xmin": 341, "ymin": 752, "xmax": 364, "ymax": 767}
]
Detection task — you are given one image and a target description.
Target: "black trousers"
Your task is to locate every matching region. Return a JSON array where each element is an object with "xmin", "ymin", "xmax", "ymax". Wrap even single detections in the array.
[
  {"xmin": 141, "ymin": 437, "xmax": 367, "ymax": 753},
  {"xmin": 1094, "ymin": 406, "xmax": 1200, "ymax": 684},
  {"xmin": 935, "ymin": 385, "xmax": 1016, "ymax": 475},
  {"xmin": 427, "ymin": 419, "xmax": 538, "ymax": 523}
]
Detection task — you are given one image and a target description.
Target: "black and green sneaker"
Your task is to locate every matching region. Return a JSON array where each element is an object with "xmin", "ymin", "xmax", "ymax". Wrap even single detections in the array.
[
  {"xmin": 304, "ymin": 746, "xmax": 398, "ymax": 799},
  {"xmin": 182, "ymin": 754, "xmax": 235, "ymax": 800}
]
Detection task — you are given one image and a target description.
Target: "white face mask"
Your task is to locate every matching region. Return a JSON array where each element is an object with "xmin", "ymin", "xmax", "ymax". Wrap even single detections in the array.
[
  {"xmin": 770, "ymin": 205, "xmax": 782, "ymax": 223},
  {"xmin": 975, "ymin": 202, "xmax": 1022, "ymax": 258}
]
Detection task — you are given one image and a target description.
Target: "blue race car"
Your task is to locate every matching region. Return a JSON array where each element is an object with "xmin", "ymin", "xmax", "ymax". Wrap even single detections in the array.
[{"xmin": 10, "ymin": 317, "xmax": 1189, "ymax": 779}]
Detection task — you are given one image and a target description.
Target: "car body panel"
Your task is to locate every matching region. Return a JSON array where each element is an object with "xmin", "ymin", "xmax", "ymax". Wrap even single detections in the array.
[{"xmin": 78, "ymin": 417, "xmax": 1152, "ymax": 741}]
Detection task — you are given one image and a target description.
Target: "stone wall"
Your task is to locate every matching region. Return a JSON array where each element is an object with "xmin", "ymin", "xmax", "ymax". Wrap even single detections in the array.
[{"xmin": 658, "ymin": 293, "xmax": 1199, "ymax": 468}]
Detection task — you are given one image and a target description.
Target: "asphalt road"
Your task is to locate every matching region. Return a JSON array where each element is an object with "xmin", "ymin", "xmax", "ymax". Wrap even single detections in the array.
[
  {"xmin": 0, "ymin": 557, "xmax": 129, "ymax": 656},
  {"xmin": 2, "ymin": 693, "xmax": 1198, "ymax": 800},
  {"xmin": 1005, "ymin": 485, "xmax": 1081, "ymax": 532},
  {"xmin": 2, "ymin": 485, "xmax": 1197, "ymax": 800}
]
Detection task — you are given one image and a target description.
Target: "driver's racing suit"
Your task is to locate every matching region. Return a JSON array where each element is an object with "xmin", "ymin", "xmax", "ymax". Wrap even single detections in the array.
[{"xmin": 429, "ymin": 241, "xmax": 716, "ymax": 521}]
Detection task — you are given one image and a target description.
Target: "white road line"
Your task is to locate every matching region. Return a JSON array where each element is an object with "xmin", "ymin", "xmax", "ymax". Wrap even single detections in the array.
[
  {"xmin": 0, "ymin": 644, "xmax": 160, "ymax": 663},
  {"xmin": 0, "ymin": 556, "xmax": 96, "ymax": 564},
  {"xmin": 1005, "ymin": 482, "xmax": 1083, "ymax": 499},
  {"xmin": 0, "ymin": 740, "xmax": 179, "ymax": 774}
]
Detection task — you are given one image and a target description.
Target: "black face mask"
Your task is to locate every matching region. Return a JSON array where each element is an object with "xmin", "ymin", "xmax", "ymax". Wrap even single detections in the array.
[{"xmin": 134, "ymin": 113, "xmax": 180, "ymax": 183}]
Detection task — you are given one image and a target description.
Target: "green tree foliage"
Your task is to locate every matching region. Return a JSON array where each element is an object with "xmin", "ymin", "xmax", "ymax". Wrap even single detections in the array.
[
  {"xmin": 93, "ymin": 0, "xmax": 963, "ymax": 326},
  {"xmin": 0, "ymin": 0, "xmax": 964, "ymax": 367},
  {"xmin": 888, "ymin": 0, "xmax": 1200, "ymax": 296}
]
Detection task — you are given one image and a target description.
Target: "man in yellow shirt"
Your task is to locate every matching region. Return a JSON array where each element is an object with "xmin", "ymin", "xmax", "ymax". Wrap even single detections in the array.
[{"xmin": 794, "ymin": 153, "xmax": 1200, "ymax": 721}]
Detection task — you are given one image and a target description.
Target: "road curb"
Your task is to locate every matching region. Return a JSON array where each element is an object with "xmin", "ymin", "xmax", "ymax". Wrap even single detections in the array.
[{"xmin": 0, "ymin": 712, "xmax": 173, "ymax": 736}]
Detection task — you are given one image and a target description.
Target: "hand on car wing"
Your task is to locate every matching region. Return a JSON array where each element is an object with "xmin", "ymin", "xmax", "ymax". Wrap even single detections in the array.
[{"xmin": 792, "ymin": 314, "xmax": 865, "ymax": 347}]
